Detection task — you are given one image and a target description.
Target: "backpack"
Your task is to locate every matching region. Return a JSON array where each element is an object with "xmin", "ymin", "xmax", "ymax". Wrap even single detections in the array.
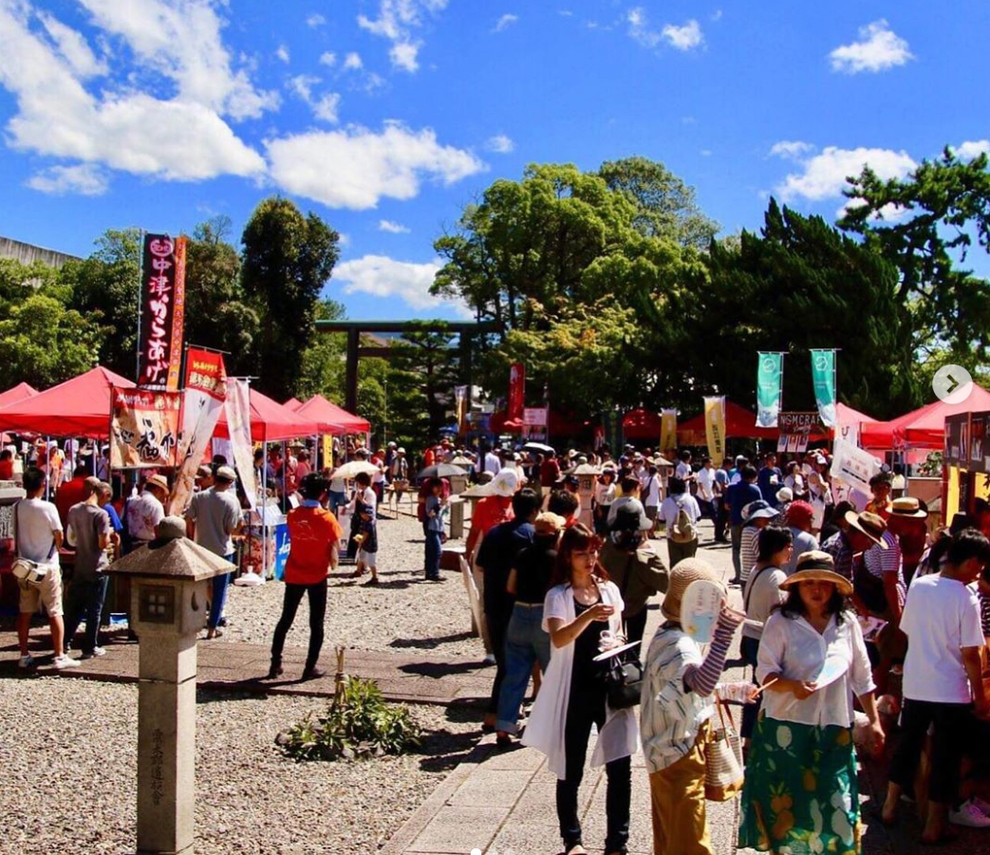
[{"xmin": 670, "ymin": 496, "xmax": 697, "ymax": 544}]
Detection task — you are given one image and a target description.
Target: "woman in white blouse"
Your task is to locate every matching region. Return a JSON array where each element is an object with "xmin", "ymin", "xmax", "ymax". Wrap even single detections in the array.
[{"xmin": 739, "ymin": 550, "xmax": 885, "ymax": 854}]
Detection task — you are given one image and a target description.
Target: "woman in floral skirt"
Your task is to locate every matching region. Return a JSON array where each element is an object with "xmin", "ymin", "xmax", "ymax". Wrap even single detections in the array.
[{"xmin": 739, "ymin": 551, "xmax": 885, "ymax": 854}]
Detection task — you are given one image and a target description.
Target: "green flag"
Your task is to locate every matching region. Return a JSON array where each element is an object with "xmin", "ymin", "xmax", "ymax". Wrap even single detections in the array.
[
  {"xmin": 810, "ymin": 349, "xmax": 837, "ymax": 428},
  {"xmin": 756, "ymin": 352, "xmax": 783, "ymax": 427}
]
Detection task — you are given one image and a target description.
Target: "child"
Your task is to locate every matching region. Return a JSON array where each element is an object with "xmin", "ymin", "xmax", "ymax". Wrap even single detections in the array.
[
  {"xmin": 349, "ymin": 471, "xmax": 379, "ymax": 585},
  {"xmin": 423, "ymin": 477, "xmax": 446, "ymax": 582}
]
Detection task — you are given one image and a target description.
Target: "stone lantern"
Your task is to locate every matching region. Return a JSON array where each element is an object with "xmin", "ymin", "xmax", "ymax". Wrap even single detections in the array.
[
  {"xmin": 442, "ymin": 462, "xmax": 471, "ymax": 539},
  {"xmin": 572, "ymin": 463, "xmax": 601, "ymax": 528},
  {"xmin": 108, "ymin": 517, "xmax": 234, "ymax": 855}
]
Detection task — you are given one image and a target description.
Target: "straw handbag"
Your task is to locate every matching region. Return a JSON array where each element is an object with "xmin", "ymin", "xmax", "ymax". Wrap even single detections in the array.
[{"xmin": 704, "ymin": 698, "xmax": 744, "ymax": 801}]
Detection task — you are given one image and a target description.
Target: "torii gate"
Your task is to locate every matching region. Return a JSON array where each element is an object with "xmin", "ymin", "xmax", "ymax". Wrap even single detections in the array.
[{"xmin": 314, "ymin": 319, "xmax": 495, "ymax": 414}]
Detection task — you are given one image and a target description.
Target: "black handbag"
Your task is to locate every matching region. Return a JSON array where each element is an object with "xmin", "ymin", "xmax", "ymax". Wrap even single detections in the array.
[{"xmin": 604, "ymin": 655, "xmax": 644, "ymax": 709}]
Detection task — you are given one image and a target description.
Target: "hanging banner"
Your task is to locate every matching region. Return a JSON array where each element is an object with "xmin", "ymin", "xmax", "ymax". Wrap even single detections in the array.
[
  {"xmin": 507, "ymin": 363, "xmax": 525, "ymax": 423},
  {"xmin": 138, "ymin": 234, "xmax": 187, "ymax": 390},
  {"xmin": 167, "ymin": 349, "xmax": 228, "ymax": 514},
  {"xmin": 659, "ymin": 409, "xmax": 678, "ymax": 452},
  {"xmin": 703, "ymin": 396, "xmax": 726, "ymax": 463},
  {"xmin": 810, "ymin": 349, "xmax": 837, "ymax": 428},
  {"xmin": 454, "ymin": 385, "xmax": 469, "ymax": 434},
  {"xmin": 756, "ymin": 352, "xmax": 783, "ymax": 428},
  {"xmin": 224, "ymin": 378, "xmax": 257, "ymax": 510},
  {"xmin": 110, "ymin": 387, "xmax": 182, "ymax": 468}
]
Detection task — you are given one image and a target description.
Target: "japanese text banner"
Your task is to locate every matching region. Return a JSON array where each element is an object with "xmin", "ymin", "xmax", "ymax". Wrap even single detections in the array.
[
  {"xmin": 704, "ymin": 396, "xmax": 726, "ymax": 464},
  {"xmin": 660, "ymin": 409, "xmax": 678, "ymax": 452},
  {"xmin": 110, "ymin": 387, "xmax": 182, "ymax": 469},
  {"xmin": 138, "ymin": 234, "xmax": 186, "ymax": 390}
]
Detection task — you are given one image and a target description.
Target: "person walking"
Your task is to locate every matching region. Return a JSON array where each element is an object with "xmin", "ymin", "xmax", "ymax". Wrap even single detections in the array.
[
  {"xmin": 522, "ymin": 523, "xmax": 638, "ymax": 855},
  {"xmin": 423, "ymin": 477, "xmax": 446, "ymax": 582},
  {"xmin": 739, "ymin": 551, "xmax": 884, "ymax": 854},
  {"xmin": 660, "ymin": 477, "xmax": 701, "ymax": 568},
  {"xmin": 268, "ymin": 474, "xmax": 343, "ymax": 681},
  {"xmin": 185, "ymin": 466, "xmax": 241, "ymax": 639},
  {"xmin": 726, "ymin": 465, "xmax": 761, "ymax": 585}
]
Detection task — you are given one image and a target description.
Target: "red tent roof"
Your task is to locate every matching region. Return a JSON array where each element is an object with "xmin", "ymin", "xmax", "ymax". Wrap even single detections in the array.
[
  {"xmin": 677, "ymin": 401, "xmax": 778, "ymax": 442},
  {"xmin": 0, "ymin": 381, "xmax": 39, "ymax": 408},
  {"xmin": 0, "ymin": 367, "xmax": 134, "ymax": 438},
  {"xmin": 860, "ymin": 384, "xmax": 990, "ymax": 449},
  {"xmin": 284, "ymin": 397, "xmax": 302, "ymax": 411},
  {"xmin": 294, "ymin": 394, "xmax": 370, "ymax": 434},
  {"xmin": 214, "ymin": 388, "xmax": 321, "ymax": 442},
  {"xmin": 622, "ymin": 408, "xmax": 664, "ymax": 440}
]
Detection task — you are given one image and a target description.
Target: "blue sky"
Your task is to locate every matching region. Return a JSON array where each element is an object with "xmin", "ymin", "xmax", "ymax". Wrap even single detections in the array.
[{"xmin": 0, "ymin": 0, "xmax": 987, "ymax": 321}]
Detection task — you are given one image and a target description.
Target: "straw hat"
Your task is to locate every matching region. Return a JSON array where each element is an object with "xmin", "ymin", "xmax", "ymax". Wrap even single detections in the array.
[
  {"xmin": 662, "ymin": 558, "xmax": 723, "ymax": 622},
  {"xmin": 534, "ymin": 512, "xmax": 566, "ymax": 536},
  {"xmin": 146, "ymin": 474, "xmax": 169, "ymax": 493},
  {"xmin": 890, "ymin": 496, "xmax": 927, "ymax": 519},
  {"xmin": 779, "ymin": 550, "xmax": 853, "ymax": 596},
  {"xmin": 845, "ymin": 510, "xmax": 887, "ymax": 548}
]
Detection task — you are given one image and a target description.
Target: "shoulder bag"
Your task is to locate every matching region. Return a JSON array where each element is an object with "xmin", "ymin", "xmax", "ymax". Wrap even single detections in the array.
[
  {"xmin": 11, "ymin": 501, "xmax": 58, "ymax": 584},
  {"xmin": 704, "ymin": 696, "xmax": 744, "ymax": 801},
  {"xmin": 602, "ymin": 558, "xmax": 645, "ymax": 709}
]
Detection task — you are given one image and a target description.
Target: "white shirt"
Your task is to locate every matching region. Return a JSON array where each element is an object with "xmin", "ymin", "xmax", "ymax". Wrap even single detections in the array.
[
  {"xmin": 594, "ymin": 481, "xmax": 616, "ymax": 506},
  {"xmin": 14, "ymin": 498, "xmax": 62, "ymax": 564},
  {"xmin": 901, "ymin": 574, "xmax": 983, "ymax": 703},
  {"xmin": 660, "ymin": 493, "xmax": 701, "ymax": 536},
  {"xmin": 643, "ymin": 474, "xmax": 661, "ymax": 508},
  {"xmin": 675, "ymin": 461, "xmax": 692, "ymax": 481},
  {"xmin": 696, "ymin": 467, "xmax": 716, "ymax": 501},
  {"xmin": 352, "ymin": 486, "xmax": 377, "ymax": 523},
  {"xmin": 484, "ymin": 452, "xmax": 502, "ymax": 475},
  {"xmin": 126, "ymin": 490, "xmax": 165, "ymax": 542},
  {"xmin": 757, "ymin": 611, "xmax": 875, "ymax": 728},
  {"xmin": 742, "ymin": 564, "xmax": 788, "ymax": 640}
]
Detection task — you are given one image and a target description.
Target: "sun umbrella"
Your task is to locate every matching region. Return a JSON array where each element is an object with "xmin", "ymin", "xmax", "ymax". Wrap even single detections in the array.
[
  {"xmin": 417, "ymin": 463, "xmax": 468, "ymax": 480},
  {"xmin": 331, "ymin": 461, "xmax": 380, "ymax": 480},
  {"xmin": 522, "ymin": 441, "xmax": 555, "ymax": 454}
]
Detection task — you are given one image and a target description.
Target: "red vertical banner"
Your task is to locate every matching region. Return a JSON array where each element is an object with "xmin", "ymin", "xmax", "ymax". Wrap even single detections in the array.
[
  {"xmin": 138, "ymin": 234, "xmax": 187, "ymax": 390},
  {"xmin": 508, "ymin": 362, "xmax": 525, "ymax": 423}
]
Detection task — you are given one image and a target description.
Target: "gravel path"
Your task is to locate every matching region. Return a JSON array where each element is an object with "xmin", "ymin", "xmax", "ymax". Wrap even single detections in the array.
[
  {"xmin": 0, "ymin": 676, "xmax": 481, "ymax": 855},
  {"xmin": 224, "ymin": 513, "xmax": 485, "ymax": 659}
]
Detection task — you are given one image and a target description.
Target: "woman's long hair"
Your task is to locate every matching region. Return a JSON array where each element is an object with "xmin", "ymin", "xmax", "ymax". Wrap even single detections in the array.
[
  {"xmin": 776, "ymin": 584, "xmax": 848, "ymax": 625},
  {"xmin": 549, "ymin": 523, "xmax": 610, "ymax": 588}
]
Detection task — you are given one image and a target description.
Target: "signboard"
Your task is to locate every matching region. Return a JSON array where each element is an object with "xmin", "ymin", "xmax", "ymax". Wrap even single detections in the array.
[
  {"xmin": 523, "ymin": 407, "xmax": 548, "ymax": 427},
  {"xmin": 138, "ymin": 234, "xmax": 187, "ymax": 390},
  {"xmin": 778, "ymin": 412, "xmax": 822, "ymax": 434},
  {"xmin": 830, "ymin": 438, "xmax": 882, "ymax": 495},
  {"xmin": 110, "ymin": 387, "xmax": 182, "ymax": 468}
]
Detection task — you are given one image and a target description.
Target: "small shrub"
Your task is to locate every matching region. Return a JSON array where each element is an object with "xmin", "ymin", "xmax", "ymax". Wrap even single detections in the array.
[{"xmin": 276, "ymin": 676, "xmax": 422, "ymax": 761}]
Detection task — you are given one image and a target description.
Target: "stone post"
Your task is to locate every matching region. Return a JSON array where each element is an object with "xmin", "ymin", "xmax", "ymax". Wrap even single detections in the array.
[
  {"xmin": 574, "ymin": 464, "xmax": 600, "ymax": 529},
  {"xmin": 109, "ymin": 519, "xmax": 233, "ymax": 855},
  {"xmin": 448, "ymin": 472, "xmax": 469, "ymax": 539}
]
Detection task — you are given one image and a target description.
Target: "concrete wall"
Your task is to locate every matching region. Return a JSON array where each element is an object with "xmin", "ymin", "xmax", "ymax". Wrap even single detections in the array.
[{"xmin": 0, "ymin": 236, "xmax": 81, "ymax": 268}]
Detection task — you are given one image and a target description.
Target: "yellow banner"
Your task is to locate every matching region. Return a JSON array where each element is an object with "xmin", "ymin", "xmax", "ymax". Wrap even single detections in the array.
[
  {"xmin": 704, "ymin": 396, "xmax": 726, "ymax": 463},
  {"xmin": 659, "ymin": 409, "xmax": 678, "ymax": 452}
]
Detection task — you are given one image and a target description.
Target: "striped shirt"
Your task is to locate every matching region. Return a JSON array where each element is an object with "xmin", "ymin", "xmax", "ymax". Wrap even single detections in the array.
[{"xmin": 863, "ymin": 530, "xmax": 906, "ymax": 609}]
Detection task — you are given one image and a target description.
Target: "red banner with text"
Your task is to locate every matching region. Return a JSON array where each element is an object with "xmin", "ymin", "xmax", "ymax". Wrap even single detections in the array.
[
  {"xmin": 138, "ymin": 234, "xmax": 187, "ymax": 390},
  {"xmin": 110, "ymin": 387, "xmax": 182, "ymax": 469}
]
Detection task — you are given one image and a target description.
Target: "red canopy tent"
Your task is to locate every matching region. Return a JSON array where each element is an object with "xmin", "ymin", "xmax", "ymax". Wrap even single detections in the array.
[
  {"xmin": 214, "ymin": 388, "xmax": 321, "ymax": 442},
  {"xmin": 284, "ymin": 396, "xmax": 302, "ymax": 410},
  {"xmin": 859, "ymin": 384, "xmax": 990, "ymax": 450},
  {"xmin": 0, "ymin": 366, "xmax": 134, "ymax": 438},
  {"xmin": 0, "ymin": 381, "xmax": 39, "ymax": 408},
  {"xmin": 622, "ymin": 408, "xmax": 664, "ymax": 441},
  {"xmin": 490, "ymin": 409, "xmax": 589, "ymax": 437},
  {"xmin": 293, "ymin": 394, "xmax": 370, "ymax": 434},
  {"xmin": 677, "ymin": 401, "xmax": 778, "ymax": 445}
]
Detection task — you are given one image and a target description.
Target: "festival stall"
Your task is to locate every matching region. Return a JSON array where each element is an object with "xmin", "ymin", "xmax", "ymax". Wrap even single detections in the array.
[
  {"xmin": 940, "ymin": 409, "xmax": 990, "ymax": 525},
  {"xmin": 859, "ymin": 384, "xmax": 990, "ymax": 450},
  {"xmin": 290, "ymin": 394, "xmax": 370, "ymax": 469},
  {"xmin": 676, "ymin": 400, "xmax": 778, "ymax": 447},
  {"xmin": 622, "ymin": 408, "xmax": 664, "ymax": 441},
  {"xmin": 0, "ymin": 381, "xmax": 39, "ymax": 409}
]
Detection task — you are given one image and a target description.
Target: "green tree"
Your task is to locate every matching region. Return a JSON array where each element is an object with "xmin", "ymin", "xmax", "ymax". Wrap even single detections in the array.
[
  {"xmin": 297, "ymin": 298, "xmax": 347, "ymax": 401},
  {"xmin": 598, "ymin": 156, "xmax": 719, "ymax": 250},
  {"xmin": 388, "ymin": 323, "xmax": 460, "ymax": 445},
  {"xmin": 839, "ymin": 148, "xmax": 990, "ymax": 397},
  {"xmin": 240, "ymin": 198, "xmax": 340, "ymax": 398},
  {"xmin": 62, "ymin": 228, "xmax": 142, "ymax": 379}
]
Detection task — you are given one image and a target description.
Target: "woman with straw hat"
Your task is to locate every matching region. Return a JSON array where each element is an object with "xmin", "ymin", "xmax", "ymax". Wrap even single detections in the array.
[{"xmin": 739, "ymin": 551, "xmax": 885, "ymax": 854}]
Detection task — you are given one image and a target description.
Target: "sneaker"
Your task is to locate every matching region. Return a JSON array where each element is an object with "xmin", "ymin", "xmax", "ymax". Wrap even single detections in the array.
[
  {"xmin": 949, "ymin": 799, "xmax": 990, "ymax": 828},
  {"xmin": 53, "ymin": 655, "xmax": 81, "ymax": 670},
  {"xmin": 482, "ymin": 653, "xmax": 497, "ymax": 666},
  {"xmin": 18, "ymin": 654, "xmax": 34, "ymax": 669},
  {"xmin": 80, "ymin": 646, "xmax": 107, "ymax": 660},
  {"xmin": 973, "ymin": 797, "xmax": 990, "ymax": 817}
]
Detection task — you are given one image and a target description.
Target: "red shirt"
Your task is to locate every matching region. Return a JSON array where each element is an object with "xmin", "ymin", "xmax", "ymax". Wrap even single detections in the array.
[
  {"xmin": 284, "ymin": 505, "xmax": 344, "ymax": 585},
  {"xmin": 424, "ymin": 447, "xmax": 436, "ymax": 467},
  {"xmin": 0, "ymin": 459, "xmax": 13, "ymax": 480},
  {"xmin": 539, "ymin": 458, "xmax": 560, "ymax": 488},
  {"xmin": 56, "ymin": 477, "xmax": 89, "ymax": 528},
  {"xmin": 465, "ymin": 495, "xmax": 514, "ymax": 556}
]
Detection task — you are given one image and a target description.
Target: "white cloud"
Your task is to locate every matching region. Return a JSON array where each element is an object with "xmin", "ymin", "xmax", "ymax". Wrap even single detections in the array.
[
  {"xmin": 769, "ymin": 140, "xmax": 815, "ymax": 160},
  {"xmin": 343, "ymin": 52, "xmax": 363, "ymax": 70},
  {"xmin": 829, "ymin": 20, "xmax": 914, "ymax": 74},
  {"xmin": 37, "ymin": 11, "xmax": 108, "ymax": 78},
  {"xmin": 319, "ymin": 51, "xmax": 337, "ymax": 67},
  {"xmin": 379, "ymin": 219, "xmax": 411, "ymax": 233},
  {"xmin": 357, "ymin": 0, "xmax": 449, "ymax": 73},
  {"xmin": 710, "ymin": 10, "xmax": 723, "ymax": 22},
  {"xmin": 628, "ymin": 9, "xmax": 702, "ymax": 50},
  {"xmin": 306, "ymin": 13, "xmax": 326, "ymax": 28},
  {"xmin": 954, "ymin": 139, "xmax": 990, "ymax": 161},
  {"xmin": 775, "ymin": 145, "xmax": 916, "ymax": 203},
  {"xmin": 75, "ymin": 0, "xmax": 279, "ymax": 120},
  {"xmin": 699, "ymin": 149, "xmax": 712, "ymax": 157},
  {"xmin": 26, "ymin": 163, "xmax": 108, "ymax": 195},
  {"xmin": 288, "ymin": 74, "xmax": 341, "ymax": 123},
  {"xmin": 276, "ymin": 44, "xmax": 290, "ymax": 64},
  {"xmin": 494, "ymin": 14, "xmax": 518, "ymax": 33},
  {"xmin": 662, "ymin": 20, "xmax": 703, "ymax": 51},
  {"xmin": 334, "ymin": 254, "xmax": 469, "ymax": 315},
  {"xmin": 486, "ymin": 134, "xmax": 514, "ymax": 154},
  {"xmin": 0, "ymin": 3, "xmax": 265, "ymax": 181},
  {"xmin": 266, "ymin": 122, "xmax": 485, "ymax": 210}
]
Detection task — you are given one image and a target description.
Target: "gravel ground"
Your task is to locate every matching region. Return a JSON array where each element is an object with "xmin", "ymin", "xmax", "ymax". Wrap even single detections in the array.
[
  {"xmin": 224, "ymin": 510, "xmax": 485, "ymax": 659},
  {"xmin": 0, "ymin": 676, "xmax": 481, "ymax": 855}
]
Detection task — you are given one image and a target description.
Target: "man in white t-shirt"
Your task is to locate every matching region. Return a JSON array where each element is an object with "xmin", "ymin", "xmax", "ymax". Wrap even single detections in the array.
[
  {"xmin": 695, "ymin": 457, "xmax": 717, "ymax": 521},
  {"xmin": 674, "ymin": 450, "xmax": 694, "ymax": 483},
  {"xmin": 882, "ymin": 529, "xmax": 990, "ymax": 837},
  {"xmin": 15, "ymin": 466, "xmax": 79, "ymax": 670}
]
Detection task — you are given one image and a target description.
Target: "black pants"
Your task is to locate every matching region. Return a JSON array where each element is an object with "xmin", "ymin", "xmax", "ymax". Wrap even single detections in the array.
[
  {"xmin": 557, "ymin": 680, "xmax": 631, "ymax": 852},
  {"xmin": 888, "ymin": 698, "xmax": 971, "ymax": 805},
  {"xmin": 625, "ymin": 608, "xmax": 648, "ymax": 655},
  {"xmin": 485, "ymin": 605, "xmax": 512, "ymax": 714},
  {"xmin": 714, "ymin": 498, "xmax": 728, "ymax": 541},
  {"xmin": 271, "ymin": 579, "xmax": 328, "ymax": 672},
  {"xmin": 740, "ymin": 635, "xmax": 762, "ymax": 740}
]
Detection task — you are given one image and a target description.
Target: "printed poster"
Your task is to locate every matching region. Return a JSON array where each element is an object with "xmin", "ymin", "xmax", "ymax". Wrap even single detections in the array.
[{"xmin": 110, "ymin": 387, "xmax": 182, "ymax": 468}]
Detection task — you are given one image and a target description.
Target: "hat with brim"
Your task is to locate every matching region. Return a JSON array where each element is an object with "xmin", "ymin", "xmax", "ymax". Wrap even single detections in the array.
[
  {"xmin": 146, "ymin": 474, "xmax": 169, "ymax": 493},
  {"xmin": 610, "ymin": 498, "xmax": 652, "ymax": 533},
  {"xmin": 776, "ymin": 486, "xmax": 793, "ymax": 504},
  {"xmin": 890, "ymin": 497, "xmax": 927, "ymax": 519},
  {"xmin": 780, "ymin": 551, "xmax": 853, "ymax": 596},
  {"xmin": 215, "ymin": 466, "xmax": 237, "ymax": 483},
  {"xmin": 491, "ymin": 469, "xmax": 519, "ymax": 497},
  {"xmin": 662, "ymin": 558, "xmax": 722, "ymax": 621},
  {"xmin": 845, "ymin": 510, "xmax": 887, "ymax": 548},
  {"xmin": 743, "ymin": 499, "xmax": 778, "ymax": 523}
]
